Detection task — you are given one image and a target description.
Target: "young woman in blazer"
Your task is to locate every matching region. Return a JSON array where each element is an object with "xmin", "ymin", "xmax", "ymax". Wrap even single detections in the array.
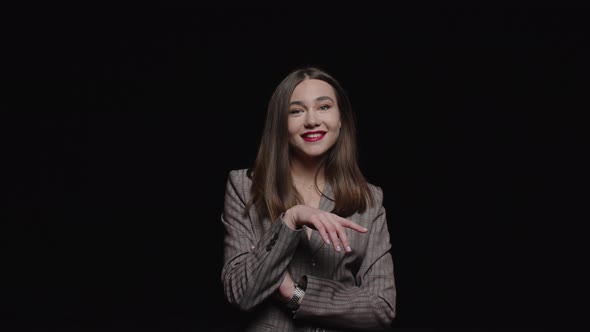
[{"xmin": 221, "ymin": 67, "xmax": 396, "ymax": 331}]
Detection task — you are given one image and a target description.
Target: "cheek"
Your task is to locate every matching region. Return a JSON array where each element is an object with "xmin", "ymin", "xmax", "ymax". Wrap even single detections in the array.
[
  {"xmin": 333, "ymin": 112, "xmax": 341, "ymax": 129},
  {"xmin": 287, "ymin": 124, "xmax": 300, "ymax": 144},
  {"xmin": 334, "ymin": 128, "xmax": 341, "ymax": 141},
  {"xmin": 287, "ymin": 120, "xmax": 297, "ymax": 136}
]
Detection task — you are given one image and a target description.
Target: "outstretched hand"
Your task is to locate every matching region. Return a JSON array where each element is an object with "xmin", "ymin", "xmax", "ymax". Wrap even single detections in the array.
[{"xmin": 283, "ymin": 205, "xmax": 368, "ymax": 253}]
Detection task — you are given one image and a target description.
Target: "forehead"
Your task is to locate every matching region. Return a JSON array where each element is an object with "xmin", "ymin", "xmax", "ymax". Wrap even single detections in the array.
[{"xmin": 290, "ymin": 79, "xmax": 336, "ymax": 101}]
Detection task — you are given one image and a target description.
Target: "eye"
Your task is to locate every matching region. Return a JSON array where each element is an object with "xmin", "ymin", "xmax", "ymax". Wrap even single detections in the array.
[
  {"xmin": 319, "ymin": 104, "xmax": 331, "ymax": 111},
  {"xmin": 289, "ymin": 109, "xmax": 303, "ymax": 115}
]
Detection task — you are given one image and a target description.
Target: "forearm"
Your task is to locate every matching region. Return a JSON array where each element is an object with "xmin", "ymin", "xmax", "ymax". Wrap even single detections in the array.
[
  {"xmin": 222, "ymin": 219, "xmax": 302, "ymax": 311},
  {"xmin": 294, "ymin": 273, "xmax": 396, "ymax": 330}
]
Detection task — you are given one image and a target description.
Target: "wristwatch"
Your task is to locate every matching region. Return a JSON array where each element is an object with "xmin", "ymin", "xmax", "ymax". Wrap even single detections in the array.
[{"xmin": 286, "ymin": 283, "xmax": 305, "ymax": 311}]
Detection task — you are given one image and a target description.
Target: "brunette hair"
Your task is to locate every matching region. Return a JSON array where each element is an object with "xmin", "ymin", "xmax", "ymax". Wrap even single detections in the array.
[{"xmin": 246, "ymin": 67, "xmax": 374, "ymax": 222}]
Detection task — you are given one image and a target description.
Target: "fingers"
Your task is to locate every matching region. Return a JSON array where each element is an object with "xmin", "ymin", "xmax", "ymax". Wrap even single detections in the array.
[
  {"xmin": 336, "ymin": 225, "xmax": 352, "ymax": 253},
  {"xmin": 319, "ymin": 213, "xmax": 343, "ymax": 252},
  {"xmin": 292, "ymin": 205, "xmax": 367, "ymax": 253},
  {"xmin": 340, "ymin": 217, "xmax": 369, "ymax": 234},
  {"xmin": 312, "ymin": 217, "xmax": 331, "ymax": 246},
  {"xmin": 311, "ymin": 214, "xmax": 363, "ymax": 253}
]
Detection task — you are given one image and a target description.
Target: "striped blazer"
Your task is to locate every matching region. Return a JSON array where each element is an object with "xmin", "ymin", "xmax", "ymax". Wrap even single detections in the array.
[{"xmin": 221, "ymin": 169, "xmax": 396, "ymax": 331}]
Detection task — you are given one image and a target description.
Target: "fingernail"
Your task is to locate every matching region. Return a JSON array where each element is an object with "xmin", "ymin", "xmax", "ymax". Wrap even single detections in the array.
[
  {"xmin": 336, "ymin": 245, "xmax": 341, "ymax": 252},
  {"xmin": 346, "ymin": 246, "xmax": 352, "ymax": 252},
  {"xmin": 325, "ymin": 238, "xmax": 331, "ymax": 244}
]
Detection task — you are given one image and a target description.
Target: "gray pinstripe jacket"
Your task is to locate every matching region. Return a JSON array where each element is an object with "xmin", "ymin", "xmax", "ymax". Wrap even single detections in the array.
[{"xmin": 221, "ymin": 169, "xmax": 396, "ymax": 331}]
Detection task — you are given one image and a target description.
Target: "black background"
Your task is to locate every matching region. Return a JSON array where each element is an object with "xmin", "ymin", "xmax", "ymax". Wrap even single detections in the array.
[{"xmin": 2, "ymin": 4, "xmax": 587, "ymax": 331}]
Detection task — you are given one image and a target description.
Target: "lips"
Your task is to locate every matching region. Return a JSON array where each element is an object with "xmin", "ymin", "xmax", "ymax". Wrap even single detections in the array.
[{"xmin": 301, "ymin": 131, "xmax": 326, "ymax": 142}]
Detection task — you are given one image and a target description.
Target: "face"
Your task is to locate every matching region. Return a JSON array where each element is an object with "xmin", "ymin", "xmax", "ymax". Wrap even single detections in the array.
[{"xmin": 287, "ymin": 79, "xmax": 341, "ymax": 163}]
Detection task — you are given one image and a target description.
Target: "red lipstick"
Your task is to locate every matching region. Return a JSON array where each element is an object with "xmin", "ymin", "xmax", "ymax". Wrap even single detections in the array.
[{"xmin": 301, "ymin": 130, "xmax": 326, "ymax": 142}]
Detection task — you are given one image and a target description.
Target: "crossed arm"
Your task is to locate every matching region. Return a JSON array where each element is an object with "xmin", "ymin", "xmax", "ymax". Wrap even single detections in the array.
[{"xmin": 221, "ymin": 170, "xmax": 396, "ymax": 330}]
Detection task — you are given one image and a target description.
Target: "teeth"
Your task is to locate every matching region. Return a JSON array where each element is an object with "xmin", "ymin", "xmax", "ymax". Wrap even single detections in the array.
[{"xmin": 304, "ymin": 133, "xmax": 323, "ymax": 138}]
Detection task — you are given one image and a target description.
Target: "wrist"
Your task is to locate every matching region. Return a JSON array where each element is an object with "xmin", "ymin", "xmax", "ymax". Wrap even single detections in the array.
[
  {"xmin": 282, "ymin": 209, "xmax": 298, "ymax": 230},
  {"xmin": 285, "ymin": 276, "xmax": 307, "ymax": 311},
  {"xmin": 279, "ymin": 279, "xmax": 296, "ymax": 303},
  {"xmin": 285, "ymin": 282, "xmax": 305, "ymax": 311}
]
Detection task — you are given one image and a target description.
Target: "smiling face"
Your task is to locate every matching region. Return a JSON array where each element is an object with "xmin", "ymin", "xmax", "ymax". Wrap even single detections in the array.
[{"xmin": 287, "ymin": 79, "xmax": 341, "ymax": 164}]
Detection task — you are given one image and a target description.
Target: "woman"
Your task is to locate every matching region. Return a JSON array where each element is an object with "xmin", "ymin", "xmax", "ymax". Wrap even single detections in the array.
[{"xmin": 221, "ymin": 67, "xmax": 396, "ymax": 331}]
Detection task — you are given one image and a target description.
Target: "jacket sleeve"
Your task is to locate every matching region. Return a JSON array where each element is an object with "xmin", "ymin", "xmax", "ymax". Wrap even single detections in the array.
[
  {"xmin": 221, "ymin": 170, "xmax": 302, "ymax": 311},
  {"xmin": 294, "ymin": 186, "xmax": 396, "ymax": 330}
]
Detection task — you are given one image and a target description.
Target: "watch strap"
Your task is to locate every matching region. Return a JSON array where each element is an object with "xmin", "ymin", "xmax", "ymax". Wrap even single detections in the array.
[{"xmin": 286, "ymin": 283, "xmax": 305, "ymax": 311}]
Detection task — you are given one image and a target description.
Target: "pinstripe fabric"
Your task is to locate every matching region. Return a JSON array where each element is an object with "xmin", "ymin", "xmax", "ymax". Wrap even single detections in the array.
[{"xmin": 221, "ymin": 169, "xmax": 396, "ymax": 331}]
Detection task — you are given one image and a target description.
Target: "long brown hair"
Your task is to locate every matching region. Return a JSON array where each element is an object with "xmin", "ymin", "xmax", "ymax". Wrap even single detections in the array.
[{"xmin": 246, "ymin": 67, "xmax": 374, "ymax": 222}]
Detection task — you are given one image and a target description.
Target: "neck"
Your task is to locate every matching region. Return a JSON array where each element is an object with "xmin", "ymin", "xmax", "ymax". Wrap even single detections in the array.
[{"xmin": 290, "ymin": 157, "xmax": 325, "ymax": 184}]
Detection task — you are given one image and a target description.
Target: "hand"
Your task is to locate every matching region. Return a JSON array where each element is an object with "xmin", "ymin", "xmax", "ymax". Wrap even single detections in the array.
[
  {"xmin": 283, "ymin": 205, "xmax": 368, "ymax": 253},
  {"xmin": 276, "ymin": 271, "xmax": 296, "ymax": 304}
]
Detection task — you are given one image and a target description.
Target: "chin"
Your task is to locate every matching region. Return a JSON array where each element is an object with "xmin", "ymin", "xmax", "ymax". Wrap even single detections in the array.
[{"xmin": 303, "ymin": 151, "xmax": 328, "ymax": 159}]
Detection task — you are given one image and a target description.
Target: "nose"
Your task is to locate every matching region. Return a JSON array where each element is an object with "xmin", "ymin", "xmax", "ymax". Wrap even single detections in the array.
[{"xmin": 304, "ymin": 110, "xmax": 320, "ymax": 128}]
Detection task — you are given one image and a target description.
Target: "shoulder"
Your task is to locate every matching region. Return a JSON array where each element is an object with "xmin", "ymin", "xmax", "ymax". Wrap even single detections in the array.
[
  {"xmin": 361, "ymin": 182, "xmax": 387, "ymax": 224},
  {"xmin": 226, "ymin": 168, "xmax": 252, "ymax": 199},
  {"xmin": 228, "ymin": 168, "xmax": 251, "ymax": 185},
  {"xmin": 366, "ymin": 182, "xmax": 384, "ymax": 206}
]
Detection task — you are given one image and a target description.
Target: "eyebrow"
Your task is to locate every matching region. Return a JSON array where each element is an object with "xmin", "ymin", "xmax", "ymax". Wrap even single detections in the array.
[{"xmin": 289, "ymin": 96, "xmax": 335, "ymax": 106}]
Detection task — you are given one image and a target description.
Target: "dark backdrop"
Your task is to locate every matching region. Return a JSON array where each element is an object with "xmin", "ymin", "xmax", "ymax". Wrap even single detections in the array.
[{"xmin": 2, "ymin": 5, "xmax": 586, "ymax": 331}]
